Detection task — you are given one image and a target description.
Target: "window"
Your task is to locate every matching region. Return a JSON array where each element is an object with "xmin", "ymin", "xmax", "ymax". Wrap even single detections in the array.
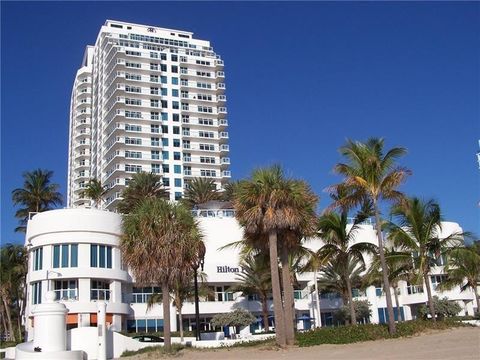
[
  {"xmin": 162, "ymin": 177, "xmax": 170, "ymax": 187},
  {"xmin": 160, "ymin": 53, "xmax": 167, "ymax": 60},
  {"xmin": 150, "ymin": 75, "xmax": 159, "ymax": 83},
  {"xmin": 33, "ymin": 247, "xmax": 43, "ymax": 271},
  {"xmin": 171, "ymin": 54, "xmax": 178, "ymax": 62},
  {"xmin": 125, "ymin": 98, "xmax": 142, "ymax": 106},
  {"xmin": 200, "ymin": 156, "xmax": 215, "ymax": 164},
  {"xmin": 161, "ymin": 88, "xmax": 168, "ymax": 96},
  {"xmin": 172, "ymin": 101, "xmax": 179, "ymax": 110},
  {"xmin": 431, "ymin": 275, "xmax": 447, "ymax": 290},
  {"xmin": 151, "ymin": 99, "xmax": 159, "ymax": 107},
  {"xmin": 175, "ymin": 192, "xmax": 182, "ymax": 200},
  {"xmin": 162, "ymin": 138, "xmax": 169, "ymax": 147},
  {"xmin": 127, "ymin": 318, "xmax": 164, "ymax": 333},
  {"xmin": 53, "ymin": 244, "xmax": 78, "ymax": 268},
  {"xmin": 173, "ymin": 152, "xmax": 181, "ymax": 160},
  {"xmin": 198, "ymin": 118, "xmax": 214, "ymax": 126},
  {"xmin": 151, "ymin": 150, "xmax": 160, "ymax": 160},
  {"xmin": 161, "ymin": 112, "xmax": 168, "ymax": 121},
  {"xmin": 162, "ymin": 164, "xmax": 169, "ymax": 174},
  {"xmin": 200, "ymin": 169, "xmax": 217, "ymax": 177},
  {"xmin": 151, "ymin": 124, "xmax": 160, "ymax": 133},
  {"xmin": 151, "ymin": 112, "xmax": 159, "ymax": 120},
  {"xmin": 54, "ymin": 280, "xmax": 77, "ymax": 301},
  {"xmin": 172, "ymin": 77, "xmax": 179, "ymax": 85},
  {"xmin": 151, "ymin": 137, "xmax": 160, "ymax": 146},
  {"xmin": 151, "ymin": 164, "xmax": 161, "ymax": 174},
  {"xmin": 199, "ymin": 143, "xmax": 215, "ymax": 151},
  {"xmin": 173, "ymin": 114, "xmax": 180, "ymax": 122},
  {"xmin": 125, "ymin": 151, "xmax": 142, "ymax": 159},
  {"xmin": 162, "ymin": 151, "xmax": 169, "ymax": 160},
  {"xmin": 125, "ymin": 86, "xmax": 141, "ymax": 93},
  {"xmin": 125, "ymin": 137, "xmax": 142, "ymax": 145},
  {"xmin": 171, "ymin": 65, "xmax": 178, "ymax": 73},
  {"xmin": 172, "ymin": 89, "xmax": 179, "ymax": 97},
  {"xmin": 174, "ymin": 178, "xmax": 182, "ymax": 187},
  {"xmin": 131, "ymin": 286, "xmax": 161, "ymax": 303},
  {"xmin": 174, "ymin": 165, "xmax": 181, "ymax": 174},
  {"xmin": 160, "ymin": 76, "xmax": 167, "ymax": 84},
  {"xmin": 91, "ymin": 280, "xmax": 110, "ymax": 301},
  {"xmin": 150, "ymin": 87, "xmax": 159, "ymax": 95},
  {"xmin": 173, "ymin": 139, "xmax": 180, "ymax": 147},
  {"xmin": 173, "ymin": 126, "xmax": 180, "ymax": 135},
  {"xmin": 32, "ymin": 282, "xmax": 42, "ymax": 305},
  {"xmin": 90, "ymin": 245, "xmax": 112, "ymax": 268},
  {"xmin": 160, "ymin": 64, "xmax": 167, "ymax": 72},
  {"xmin": 161, "ymin": 100, "xmax": 168, "ymax": 108},
  {"xmin": 161, "ymin": 125, "xmax": 168, "ymax": 134},
  {"xmin": 214, "ymin": 286, "xmax": 234, "ymax": 302}
]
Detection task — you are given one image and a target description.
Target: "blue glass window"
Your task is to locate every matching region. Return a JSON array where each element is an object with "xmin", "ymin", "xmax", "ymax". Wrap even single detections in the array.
[
  {"xmin": 162, "ymin": 151, "xmax": 169, "ymax": 160},
  {"xmin": 162, "ymin": 177, "xmax": 170, "ymax": 187},
  {"xmin": 174, "ymin": 178, "xmax": 182, "ymax": 187},
  {"xmin": 174, "ymin": 165, "xmax": 181, "ymax": 174},
  {"xmin": 160, "ymin": 76, "xmax": 167, "ymax": 84},
  {"xmin": 162, "ymin": 138, "xmax": 169, "ymax": 147},
  {"xmin": 175, "ymin": 192, "xmax": 182, "ymax": 200},
  {"xmin": 172, "ymin": 77, "xmax": 178, "ymax": 85},
  {"xmin": 99, "ymin": 246, "xmax": 106, "ymax": 268},
  {"xmin": 161, "ymin": 112, "xmax": 168, "ymax": 121},
  {"xmin": 91, "ymin": 245, "xmax": 98, "ymax": 267},
  {"xmin": 172, "ymin": 89, "xmax": 179, "ymax": 97},
  {"xmin": 71, "ymin": 244, "xmax": 78, "ymax": 267},
  {"xmin": 53, "ymin": 245, "xmax": 60, "ymax": 268},
  {"xmin": 161, "ymin": 88, "xmax": 167, "ymax": 96},
  {"xmin": 107, "ymin": 247, "xmax": 112, "ymax": 269}
]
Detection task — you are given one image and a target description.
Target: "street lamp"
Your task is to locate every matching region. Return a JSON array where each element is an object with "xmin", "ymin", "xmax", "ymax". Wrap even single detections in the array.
[{"xmin": 192, "ymin": 243, "xmax": 206, "ymax": 341}]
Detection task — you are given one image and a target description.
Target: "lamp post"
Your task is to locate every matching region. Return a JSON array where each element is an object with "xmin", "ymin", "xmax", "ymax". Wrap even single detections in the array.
[{"xmin": 192, "ymin": 243, "xmax": 206, "ymax": 341}]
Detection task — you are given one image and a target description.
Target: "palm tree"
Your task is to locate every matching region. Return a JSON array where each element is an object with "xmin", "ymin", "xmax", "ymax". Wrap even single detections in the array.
[
  {"xmin": 439, "ymin": 247, "xmax": 480, "ymax": 314},
  {"xmin": 79, "ymin": 178, "xmax": 107, "ymax": 208},
  {"xmin": 234, "ymin": 165, "xmax": 318, "ymax": 346},
  {"xmin": 182, "ymin": 177, "xmax": 220, "ymax": 208},
  {"xmin": 0, "ymin": 244, "xmax": 27, "ymax": 341},
  {"xmin": 317, "ymin": 211, "xmax": 376, "ymax": 324},
  {"xmin": 364, "ymin": 247, "xmax": 413, "ymax": 321},
  {"xmin": 121, "ymin": 198, "xmax": 204, "ymax": 350},
  {"xmin": 116, "ymin": 172, "xmax": 168, "ymax": 214},
  {"xmin": 387, "ymin": 197, "xmax": 465, "ymax": 322},
  {"xmin": 330, "ymin": 138, "xmax": 411, "ymax": 334},
  {"xmin": 12, "ymin": 169, "xmax": 63, "ymax": 232},
  {"xmin": 231, "ymin": 253, "xmax": 272, "ymax": 332},
  {"xmin": 317, "ymin": 258, "xmax": 365, "ymax": 309}
]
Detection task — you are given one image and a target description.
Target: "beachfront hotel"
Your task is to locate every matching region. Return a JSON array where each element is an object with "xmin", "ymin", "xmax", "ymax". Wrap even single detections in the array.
[
  {"xmin": 24, "ymin": 207, "xmax": 477, "ymax": 338},
  {"xmin": 23, "ymin": 20, "xmax": 477, "ymax": 340},
  {"xmin": 67, "ymin": 20, "xmax": 230, "ymax": 208}
]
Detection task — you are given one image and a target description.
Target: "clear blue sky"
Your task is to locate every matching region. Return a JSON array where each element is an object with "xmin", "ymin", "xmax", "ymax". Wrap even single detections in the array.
[{"xmin": 1, "ymin": 1, "xmax": 479, "ymax": 245}]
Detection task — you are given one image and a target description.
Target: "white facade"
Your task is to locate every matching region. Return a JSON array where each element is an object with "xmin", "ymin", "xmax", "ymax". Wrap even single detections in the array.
[
  {"xmin": 67, "ymin": 20, "xmax": 230, "ymax": 209},
  {"xmin": 24, "ymin": 209, "xmax": 477, "ymax": 339}
]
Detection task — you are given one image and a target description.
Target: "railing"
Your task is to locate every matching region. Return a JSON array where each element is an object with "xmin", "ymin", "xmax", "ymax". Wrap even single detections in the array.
[
  {"xmin": 54, "ymin": 289, "xmax": 78, "ymax": 301},
  {"xmin": 191, "ymin": 209, "xmax": 235, "ymax": 218},
  {"xmin": 130, "ymin": 293, "xmax": 153, "ymax": 304},
  {"xmin": 406, "ymin": 285, "xmax": 424, "ymax": 295},
  {"xmin": 346, "ymin": 217, "xmax": 373, "ymax": 225},
  {"xmin": 91, "ymin": 289, "xmax": 111, "ymax": 301}
]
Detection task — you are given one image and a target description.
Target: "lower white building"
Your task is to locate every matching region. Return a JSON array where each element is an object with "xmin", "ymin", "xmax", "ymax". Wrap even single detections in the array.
[{"xmin": 24, "ymin": 208, "xmax": 477, "ymax": 339}]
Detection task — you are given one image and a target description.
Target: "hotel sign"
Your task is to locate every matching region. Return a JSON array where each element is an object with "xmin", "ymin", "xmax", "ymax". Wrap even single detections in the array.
[{"xmin": 216, "ymin": 265, "xmax": 240, "ymax": 273}]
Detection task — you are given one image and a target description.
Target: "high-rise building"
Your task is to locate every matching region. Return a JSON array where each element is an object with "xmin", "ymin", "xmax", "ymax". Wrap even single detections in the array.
[{"xmin": 67, "ymin": 20, "xmax": 230, "ymax": 209}]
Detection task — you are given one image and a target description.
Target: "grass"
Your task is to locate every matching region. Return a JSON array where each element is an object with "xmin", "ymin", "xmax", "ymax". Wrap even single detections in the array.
[
  {"xmin": 0, "ymin": 341, "xmax": 17, "ymax": 349},
  {"xmin": 121, "ymin": 344, "xmax": 184, "ymax": 358},
  {"xmin": 296, "ymin": 319, "xmax": 469, "ymax": 347}
]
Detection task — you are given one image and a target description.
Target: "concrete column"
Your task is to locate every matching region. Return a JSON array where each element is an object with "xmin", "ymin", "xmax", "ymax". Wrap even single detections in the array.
[
  {"xmin": 97, "ymin": 301, "xmax": 107, "ymax": 360},
  {"xmin": 32, "ymin": 291, "xmax": 68, "ymax": 352},
  {"xmin": 110, "ymin": 281, "xmax": 122, "ymax": 303},
  {"xmin": 78, "ymin": 278, "xmax": 90, "ymax": 302}
]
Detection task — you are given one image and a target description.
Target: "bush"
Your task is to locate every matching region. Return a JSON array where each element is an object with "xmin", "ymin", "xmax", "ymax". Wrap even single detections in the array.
[
  {"xmin": 211, "ymin": 309, "xmax": 256, "ymax": 328},
  {"xmin": 120, "ymin": 343, "xmax": 184, "ymax": 357},
  {"xmin": 417, "ymin": 296, "xmax": 462, "ymax": 319},
  {"xmin": 297, "ymin": 319, "xmax": 466, "ymax": 347}
]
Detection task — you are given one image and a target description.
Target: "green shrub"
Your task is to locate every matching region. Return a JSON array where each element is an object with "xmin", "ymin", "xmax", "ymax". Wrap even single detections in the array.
[
  {"xmin": 417, "ymin": 296, "xmax": 462, "ymax": 319},
  {"xmin": 297, "ymin": 319, "xmax": 466, "ymax": 347},
  {"xmin": 120, "ymin": 343, "xmax": 184, "ymax": 357}
]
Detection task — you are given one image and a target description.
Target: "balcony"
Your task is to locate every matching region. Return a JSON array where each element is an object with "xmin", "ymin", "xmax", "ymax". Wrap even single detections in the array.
[
  {"xmin": 217, "ymin": 95, "xmax": 227, "ymax": 102},
  {"xmin": 220, "ymin": 144, "xmax": 229, "ymax": 152},
  {"xmin": 215, "ymin": 59, "xmax": 224, "ymax": 66},
  {"xmin": 221, "ymin": 157, "xmax": 230, "ymax": 165},
  {"xmin": 219, "ymin": 131, "xmax": 229, "ymax": 139},
  {"xmin": 54, "ymin": 289, "xmax": 78, "ymax": 301},
  {"xmin": 216, "ymin": 71, "xmax": 225, "ymax": 78},
  {"xmin": 218, "ymin": 107, "xmax": 227, "ymax": 114},
  {"xmin": 217, "ymin": 83, "xmax": 226, "ymax": 89},
  {"xmin": 222, "ymin": 170, "xmax": 231, "ymax": 178},
  {"xmin": 219, "ymin": 119, "xmax": 228, "ymax": 127}
]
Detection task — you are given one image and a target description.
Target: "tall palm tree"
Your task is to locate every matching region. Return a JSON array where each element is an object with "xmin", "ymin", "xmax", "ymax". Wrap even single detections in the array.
[
  {"xmin": 182, "ymin": 177, "xmax": 220, "ymax": 208},
  {"xmin": 439, "ymin": 247, "xmax": 480, "ymax": 313},
  {"xmin": 12, "ymin": 169, "xmax": 63, "ymax": 232},
  {"xmin": 387, "ymin": 197, "xmax": 465, "ymax": 323},
  {"xmin": 121, "ymin": 198, "xmax": 203, "ymax": 350},
  {"xmin": 234, "ymin": 165, "xmax": 317, "ymax": 346},
  {"xmin": 231, "ymin": 253, "xmax": 272, "ymax": 332},
  {"xmin": 317, "ymin": 211, "xmax": 376, "ymax": 324},
  {"xmin": 116, "ymin": 172, "xmax": 169, "ymax": 214},
  {"xmin": 330, "ymin": 138, "xmax": 411, "ymax": 334},
  {"xmin": 79, "ymin": 178, "xmax": 107, "ymax": 208},
  {"xmin": 364, "ymin": 247, "xmax": 413, "ymax": 321}
]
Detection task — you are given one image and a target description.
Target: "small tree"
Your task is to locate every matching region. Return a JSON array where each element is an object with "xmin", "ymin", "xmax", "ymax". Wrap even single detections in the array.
[
  {"xmin": 335, "ymin": 300, "xmax": 372, "ymax": 325},
  {"xmin": 211, "ymin": 309, "xmax": 256, "ymax": 334},
  {"xmin": 417, "ymin": 296, "xmax": 462, "ymax": 319}
]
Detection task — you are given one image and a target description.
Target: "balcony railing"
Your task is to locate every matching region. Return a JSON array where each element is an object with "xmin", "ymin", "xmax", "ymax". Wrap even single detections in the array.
[
  {"xmin": 91, "ymin": 289, "xmax": 111, "ymax": 301},
  {"xmin": 54, "ymin": 289, "xmax": 78, "ymax": 301},
  {"xmin": 406, "ymin": 285, "xmax": 424, "ymax": 295},
  {"xmin": 191, "ymin": 209, "xmax": 235, "ymax": 218}
]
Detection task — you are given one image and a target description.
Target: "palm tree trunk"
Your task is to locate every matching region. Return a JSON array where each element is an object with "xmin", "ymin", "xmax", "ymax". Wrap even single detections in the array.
[
  {"xmin": 313, "ymin": 269, "xmax": 321, "ymax": 328},
  {"xmin": 424, "ymin": 273, "xmax": 436, "ymax": 322},
  {"xmin": 261, "ymin": 294, "xmax": 269, "ymax": 333},
  {"xmin": 374, "ymin": 204, "xmax": 396, "ymax": 334},
  {"xmin": 280, "ymin": 246, "xmax": 295, "ymax": 345},
  {"xmin": 178, "ymin": 306, "xmax": 184, "ymax": 342},
  {"xmin": 346, "ymin": 277, "xmax": 357, "ymax": 325},
  {"xmin": 161, "ymin": 282, "xmax": 172, "ymax": 350},
  {"xmin": 2, "ymin": 295, "xmax": 15, "ymax": 342},
  {"xmin": 1, "ymin": 306, "xmax": 8, "ymax": 338},
  {"xmin": 393, "ymin": 285, "xmax": 402, "ymax": 322},
  {"xmin": 268, "ymin": 231, "xmax": 286, "ymax": 347}
]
